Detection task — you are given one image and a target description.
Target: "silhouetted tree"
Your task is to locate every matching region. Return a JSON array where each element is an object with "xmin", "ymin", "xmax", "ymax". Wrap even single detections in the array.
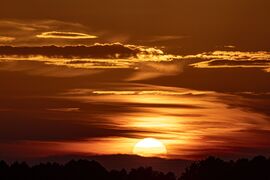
[
  {"xmin": 128, "ymin": 167, "xmax": 176, "ymax": 180},
  {"xmin": 110, "ymin": 169, "xmax": 128, "ymax": 180},
  {"xmin": 1, "ymin": 156, "xmax": 270, "ymax": 180},
  {"xmin": 64, "ymin": 159, "xmax": 108, "ymax": 180},
  {"xmin": 179, "ymin": 156, "xmax": 270, "ymax": 180},
  {"xmin": 0, "ymin": 160, "xmax": 9, "ymax": 179},
  {"xmin": 10, "ymin": 162, "xmax": 30, "ymax": 180}
]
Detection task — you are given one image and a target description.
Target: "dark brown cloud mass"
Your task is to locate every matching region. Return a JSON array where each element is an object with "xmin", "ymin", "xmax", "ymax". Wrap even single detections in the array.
[
  {"xmin": 0, "ymin": 44, "xmax": 141, "ymax": 59},
  {"xmin": 0, "ymin": 43, "xmax": 177, "ymax": 72}
]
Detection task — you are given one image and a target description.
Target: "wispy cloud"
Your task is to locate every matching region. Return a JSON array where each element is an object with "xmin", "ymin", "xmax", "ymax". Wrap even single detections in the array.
[
  {"xmin": 1, "ymin": 85, "xmax": 269, "ymax": 159},
  {"xmin": 186, "ymin": 51, "xmax": 270, "ymax": 72},
  {"xmin": 0, "ymin": 61, "xmax": 101, "ymax": 77},
  {"xmin": 37, "ymin": 31, "xmax": 98, "ymax": 39},
  {"xmin": 0, "ymin": 19, "xmax": 97, "ymax": 45},
  {"xmin": 0, "ymin": 36, "xmax": 15, "ymax": 42},
  {"xmin": 224, "ymin": 45, "xmax": 236, "ymax": 49},
  {"xmin": 47, "ymin": 108, "xmax": 80, "ymax": 112},
  {"xmin": 0, "ymin": 43, "xmax": 179, "ymax": 70},
  {"xmin": 127, "ymin": 61, "xmax": 183, "ymax": 81},
  {"xmin": 140, "ymin": 35, "xmax": 189, "ymax": 43},
  {"xmin": 186, "ymin": 51, "xmax": 270, "ymax": 61}
]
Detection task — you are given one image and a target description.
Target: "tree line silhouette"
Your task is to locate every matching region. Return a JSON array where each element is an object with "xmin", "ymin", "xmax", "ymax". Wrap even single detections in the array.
[
  {"xmin": 0, "ymin": 156, "xmax": 270, "ymax": 180},
  {"xmin": 180, "ymin": 156, "xmax": 270, "ymax": 180}
]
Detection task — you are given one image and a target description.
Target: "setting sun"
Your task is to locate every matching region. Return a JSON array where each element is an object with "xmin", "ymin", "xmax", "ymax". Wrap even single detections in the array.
[{"xmin": 133, "ymin": 138, "xmax": 167, "ymax": 157}]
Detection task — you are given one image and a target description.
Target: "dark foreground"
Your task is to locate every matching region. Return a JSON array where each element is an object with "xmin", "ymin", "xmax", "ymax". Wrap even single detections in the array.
[{"xmin": 1, "ymin": 156, "xmax": 270, "ymax": 180}]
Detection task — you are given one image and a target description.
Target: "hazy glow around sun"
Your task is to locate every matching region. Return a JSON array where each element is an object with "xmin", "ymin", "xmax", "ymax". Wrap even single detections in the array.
[{"xmin": 133, "ymin": 138, "xmax": 167, "ymax": 157}]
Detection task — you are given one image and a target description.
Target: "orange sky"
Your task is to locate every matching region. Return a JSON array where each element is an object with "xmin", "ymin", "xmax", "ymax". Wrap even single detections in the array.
[
  {"xmin": 1, "ymin": 0, "xmax": 270, "ymax": 52},
  {"xmin": 0, "ymin": 0, "xmax": 270, "ymax": 161}
]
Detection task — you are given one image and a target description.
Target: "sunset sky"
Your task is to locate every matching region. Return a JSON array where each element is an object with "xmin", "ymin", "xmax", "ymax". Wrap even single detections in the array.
[{"xmin": 0, "ymin": 0, "xmax": 270, "ymax": 161}]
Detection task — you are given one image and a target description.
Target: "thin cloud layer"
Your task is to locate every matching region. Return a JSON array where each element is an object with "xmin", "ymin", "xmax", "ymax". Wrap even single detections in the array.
[
  {"xmin": 0, "ymin": 61, "xmax": 101, "ymax": 77},
  {"xmin": 0, "ymin": 36, "xmax": 15, "ymax": 42},
  {"xmin": 186, "ymin": 51, "xmax": 270, "ymax": 61},
  {"xmin": 187, "ymin": 51, "xmax": 270, "ymax": 72},
  {"xmin": 0, "ymin": 43, "xmax": 178, "ymax": 70},
  {"xmin": 37, "ymin": 31, "xmax": 98, "ymax": 39},
  {"xmin": 0, "ymin": 84, "xmax": 269, "ymax": 159},
  {"xmin": 127, "ymin": 61, "xmax": 183, "ymax": 81},
  {"xmin": 0, "ymin": 19, "xmax": 98, "ymax": 46},
  {"xmin": 0, "ymin": 43, "xmax": 166, "ymax": 59}
]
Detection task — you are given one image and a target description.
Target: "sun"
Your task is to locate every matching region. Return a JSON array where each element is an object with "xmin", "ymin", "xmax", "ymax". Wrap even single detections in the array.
[{"xmin": 133, "ymin": 138, "xmax": 167, "ymax": 157}]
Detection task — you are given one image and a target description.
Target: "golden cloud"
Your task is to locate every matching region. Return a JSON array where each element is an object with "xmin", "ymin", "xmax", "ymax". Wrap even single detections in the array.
[
  {"xmin": 37, "ymin": 31, "xmax": 98, "ymax": 39},
  {"xmin": 0, "ymin": 36, "xmax": 15, "ymax": 42},
  {"xmin": 186, "ymin": 51, "xmax": 270, "ymax": 61},
  {"xmin": 0, "ymin": 20, "xmax": 97, "ymax": 46},
  {"xmin": 0, "ymin": 43, "xmax": 178, "ymax": 69},
  {"xmin": 186, "ymin": 51, "xmax": 270, "ymax": 72}
]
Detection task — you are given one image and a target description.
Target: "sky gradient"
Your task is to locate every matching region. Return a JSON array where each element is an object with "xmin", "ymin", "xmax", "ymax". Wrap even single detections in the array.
[{"xmin": 0, "ymin": 0, "xmax": 270, "ymax": 161}]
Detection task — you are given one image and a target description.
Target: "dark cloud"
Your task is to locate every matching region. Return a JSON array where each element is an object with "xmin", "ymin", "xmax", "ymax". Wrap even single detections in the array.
[
  {"xmin": 0, "ymin": 97, "xmax": 156, "ymax": 142},
  {"xmin": 0, "ymin": 43, "xmax": 169, "ymax": 59},
  {"xmin": 0, "ymin": 85, "xmax": 207, "ymax": 143},
  {"xmin": 0, "ymin": 43, "xmax": 176, "ymax": 71},
  {"xmin": 142, "ymin": 66, "xmax": 270, "ymax": 93},
  {"xmin": 0, "ymin": 44, "xmax": 140, "ymax": 58},
  {"xmin": 216, "ymin": 92, "xmax": 270, "ymax": 117}
]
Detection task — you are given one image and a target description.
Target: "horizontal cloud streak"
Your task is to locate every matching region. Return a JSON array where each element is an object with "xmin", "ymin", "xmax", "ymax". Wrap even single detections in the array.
[
  {"xmin": 1, "ymin": 84, "xmax": 269, "ymax": 159},
  {"xmin": 37, "ymin": 31, "xmax": 98, "ymax": 39},
  {"xmin": 0, "ymin": 43, "xmax": 166, "ymax": 59},
  {"xmin": 0, "ymin": 61, "xmax": 101, "ymax": 77},
  {"xmin": 0, "ymin": 36, "xmax": 15, "ymax": 42},
  {"xmin": 0, "ymin": 19, "xmax": 100, "ymax": 46},
  {"xmin": 0, "ymin": 43, "xmax": 180, "ymax": 70},
  {"xmin": 186, "ymin": 51, "xmax": 270, "ymax": 72},
  {"xmin": 185, "ymin": 51, "xmax": 270, "ymax": 61}
]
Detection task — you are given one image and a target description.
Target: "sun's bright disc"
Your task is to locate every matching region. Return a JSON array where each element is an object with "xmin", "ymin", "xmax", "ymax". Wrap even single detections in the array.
[{"xmin": 133, "ymin": 138, "xmax": 167, "ymax": 157}]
